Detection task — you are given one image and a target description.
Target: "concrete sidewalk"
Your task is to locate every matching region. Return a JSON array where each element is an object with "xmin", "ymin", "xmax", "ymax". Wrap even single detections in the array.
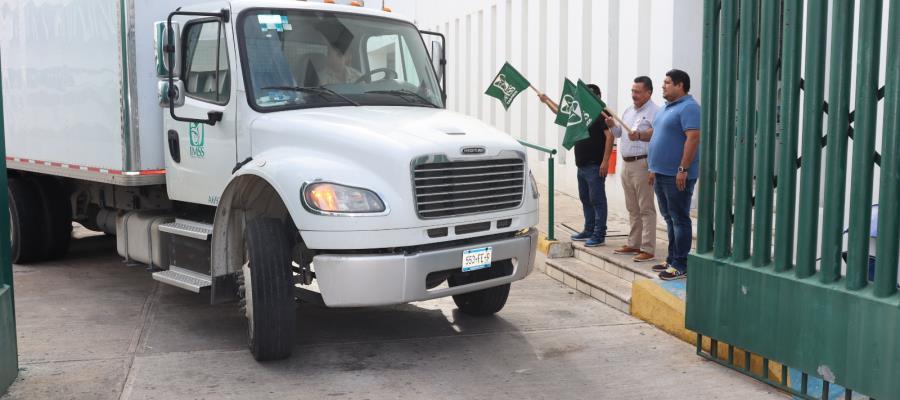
[
  {"xmin": 535, "ymin": 181, "xmax": 676, "ymax": 278},
  {"xmin": 535, "ymin": 179, "xmax": 697, "ymax": 240},
  {"xmin": 2, "ymin": 227, "xmax": 784, "ymax": 399},
  {"xmin": 534, "ymin": 180, "xmax": 702, "ymax": 271}
]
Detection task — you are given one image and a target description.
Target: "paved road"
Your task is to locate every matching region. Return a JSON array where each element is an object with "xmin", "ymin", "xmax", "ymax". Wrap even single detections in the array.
[{"xmin": 3, "ymin": 230, "xmax": 784, "ymax": 399}]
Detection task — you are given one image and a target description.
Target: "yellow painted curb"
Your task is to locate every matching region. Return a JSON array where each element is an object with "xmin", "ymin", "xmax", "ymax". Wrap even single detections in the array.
[
  {"xmin": 631, "ymin": 279, "xmax": 692, "ymax": 343},
  {"xmin": 537, "ymin": 236, "xmax": 556, "ymax": 255},
  {"xmin": 631, "ymin": 279, "xmax": 785, "ymax": 384}
]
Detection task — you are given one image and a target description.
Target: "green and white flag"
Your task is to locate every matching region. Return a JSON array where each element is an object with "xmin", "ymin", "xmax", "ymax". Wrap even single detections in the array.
[
  {"xmin": 554, "ymin": 78, "xmax": 577, "ymax": 127},
  {"xmin": 485, "ymin": 62, "xmax": 531, "ymax": 109},
  {"xmin": 576, "ymin": 80, "xmax": 607, "ymax": 130},
  {"xmin": 561, "ymin": 80, "xmax": 608, "ymax": 150}
]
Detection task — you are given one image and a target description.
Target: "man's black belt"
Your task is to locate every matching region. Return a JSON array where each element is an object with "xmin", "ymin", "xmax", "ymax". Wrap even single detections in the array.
[{"xmin": 622, "ymin": 155, "xmax": 648, "ymax": 162}]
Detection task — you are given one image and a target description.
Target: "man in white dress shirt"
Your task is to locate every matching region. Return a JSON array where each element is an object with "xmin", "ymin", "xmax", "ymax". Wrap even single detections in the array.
[{"xmin": 605, "ymin": 76, "xmax": 659, "ymax": 262}]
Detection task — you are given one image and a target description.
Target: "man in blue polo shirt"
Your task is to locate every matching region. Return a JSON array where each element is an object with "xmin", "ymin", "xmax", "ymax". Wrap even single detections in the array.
[{"xmin": 648, "ymin": 69, "xmax": 701, "ymax": 280}]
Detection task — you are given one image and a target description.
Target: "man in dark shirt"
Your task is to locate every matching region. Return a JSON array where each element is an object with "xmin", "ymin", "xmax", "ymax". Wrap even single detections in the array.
[{"xmin": 539, "ymin": 84, "xmax": 614, "ymax": 246}]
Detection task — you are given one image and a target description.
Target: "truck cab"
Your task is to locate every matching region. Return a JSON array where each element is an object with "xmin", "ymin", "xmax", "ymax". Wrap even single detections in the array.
[{"xmin": 1, "ymin": 0, "xmax": 538, "ymax": 361}]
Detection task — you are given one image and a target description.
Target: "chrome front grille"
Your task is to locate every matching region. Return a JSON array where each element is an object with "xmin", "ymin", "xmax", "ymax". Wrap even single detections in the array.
[{"xmin": 413, "ymin": 158, "xmax": 526, "ymax": 219}]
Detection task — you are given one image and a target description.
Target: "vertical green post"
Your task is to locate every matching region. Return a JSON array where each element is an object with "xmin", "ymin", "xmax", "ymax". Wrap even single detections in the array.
[
  {"xmin": 795, "ymin": 2, "xmax": 828, "ymax": 279},
  {"xmin": 696, "ymin": 0, "xmax": 720, "ymax": 254},
  {"xmin": 819, "ymin": 0, "xmax": 856, "ymax": 284},
  {"xmin": 874, "ymin": 0, "xmax": 900, "ymax": 298},
  {"xmin": 713, "ymin": 0, "xmax": 739, "ymax": 260},
  {"xmin": 773, "ymin": 0, "xmax": 803, "ymax": 272},
  {"xmin": 751, "ymin": 0, "xmax": 779, "ymax": 267},
  {"xmin": 845, "ymin": 0, "xmax": 883, "ymax": 290},
  {"xmin": 0, "ymin": 48, "xmax": 18, "ymax": 395},
  {"xmin": 733, "ymin": 0, "xmax": 759, "ymax": 262},
  {"xmin": 547, "ymin": 153, "xmax": 555, "ymax": 241}
]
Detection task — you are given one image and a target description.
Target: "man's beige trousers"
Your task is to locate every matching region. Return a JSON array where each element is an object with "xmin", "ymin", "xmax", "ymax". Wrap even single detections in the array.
[{"xmin": 620, "ymin": 158, "xmax": 657, "ymax": 254}]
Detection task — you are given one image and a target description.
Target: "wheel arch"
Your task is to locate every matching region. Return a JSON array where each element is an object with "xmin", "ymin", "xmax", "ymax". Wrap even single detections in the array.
[{"xmin": 210, "ymin": 172, "xmax": 298, "ymax": 303}]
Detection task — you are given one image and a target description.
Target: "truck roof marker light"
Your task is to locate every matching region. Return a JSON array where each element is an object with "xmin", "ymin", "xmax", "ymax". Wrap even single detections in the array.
[
  {"xmin": 323, "ymin": 0, "xmax": 335, "ymax": 4},
  {"xmin": 383, "ymin": 6, "xmax": 392, "ymax": 12},
  {"xmin": 350, "ymin": 1, "xmax": 363, "ymax": 6}
]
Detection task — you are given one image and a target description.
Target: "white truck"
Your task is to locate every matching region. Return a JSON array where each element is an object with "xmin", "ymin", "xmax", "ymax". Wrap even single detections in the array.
[{"xmin": 0, "ymin": 0, "xmax": 539, "ymax": 360}]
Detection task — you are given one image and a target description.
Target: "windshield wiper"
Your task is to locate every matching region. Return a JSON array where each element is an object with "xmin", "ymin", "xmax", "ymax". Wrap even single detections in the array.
[
  {"xmin": 364, "ymin": 89, "xmax": 438, "ymax": 108},
  {"xmin": 261, "ymin": 86, "xmax": 360, "ymax": 106}
]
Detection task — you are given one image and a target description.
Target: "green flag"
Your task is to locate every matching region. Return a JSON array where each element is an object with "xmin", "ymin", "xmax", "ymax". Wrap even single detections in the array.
[
  {"xmin": 485, "ymin": 62, "xmax": 531, "ymax": 109},
  {"xmin": 576, "ymin": 80, "xmax": 607, "ymax": 129},
  {"xmin": 554, "ymin": 79, "xmax": 577, "ymax": 127},
  {"xmin": 562, "ymin": 80, "xmax": 607, "ymax": 150}
]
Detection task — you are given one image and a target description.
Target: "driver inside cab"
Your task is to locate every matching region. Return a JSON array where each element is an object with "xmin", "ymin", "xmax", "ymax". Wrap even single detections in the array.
[{"xmin": 319, "ymin": 43, "xmax": 361, "ymax": 85}]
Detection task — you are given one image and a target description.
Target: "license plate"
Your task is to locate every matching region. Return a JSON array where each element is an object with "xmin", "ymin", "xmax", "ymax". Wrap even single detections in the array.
[{"xmin": 462, "ymin": 247, "xmax": 492, "ymax": 272}]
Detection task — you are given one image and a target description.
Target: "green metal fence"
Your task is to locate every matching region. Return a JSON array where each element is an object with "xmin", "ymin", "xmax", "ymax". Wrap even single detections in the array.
[
  {"xmin": 0, "ymin": 48, "xmax": 18, "ymax": 395},
  {"xmin": 686, "ymin": 0, "xmax": 899, "ymax": 399},
  {"xmin": 518, "ymin": 139, "xmax": 557, "ymax": 241}
]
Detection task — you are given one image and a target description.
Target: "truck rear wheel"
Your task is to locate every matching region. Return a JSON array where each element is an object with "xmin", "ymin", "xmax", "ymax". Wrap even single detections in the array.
[
  {"xmin": 8, "ymin": 177, "xmax": 44, "ymax": 263},
  {"xmin": 31, "ymin": 175, "xmax": 72, "ymax": 260},
  {"xmin": 448, "ymin": 260, "xmax": 512, "ymax": 316},
  {"xmin": 239, "ymin": 218, "xmax": 296, "ymax": 361}
]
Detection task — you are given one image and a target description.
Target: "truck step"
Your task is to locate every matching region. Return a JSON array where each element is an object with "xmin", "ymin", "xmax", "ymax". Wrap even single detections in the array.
[
  {"xmin": 159, "ymin": 219, "xmax": 213, "ymax": 241},
  {"xmin": 152, "ymin": 266, "xmax": 212, "ymax": 292}
]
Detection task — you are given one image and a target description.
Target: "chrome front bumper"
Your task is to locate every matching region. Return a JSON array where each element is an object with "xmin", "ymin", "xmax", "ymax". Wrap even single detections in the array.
[{"xmin": 313, "ymin": 228, "xmax": 538, "ymax": 307}]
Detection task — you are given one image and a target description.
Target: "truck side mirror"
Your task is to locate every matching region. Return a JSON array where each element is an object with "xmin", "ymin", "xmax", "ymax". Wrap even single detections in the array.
[
  {"xmin": 420, "ymin": 30, "xmax": 447, "ymax": 104},
  {"xmin": 156, "ymin": 20, "xmax": 183, "ymax": 109},
  {"xmin": 160, "ymin": 8, "xmax": 229, "ymax": 125},
  {"xmin": 154, "ymin": 21, "xmax": 181, "ymax": 79},
  {"xmin": 431, "ymin": 41, "xmax": 445, "ymax": 82},
  {"xmin": 158, "ymin": 79, "xmax": 185, "ymax": 108}
]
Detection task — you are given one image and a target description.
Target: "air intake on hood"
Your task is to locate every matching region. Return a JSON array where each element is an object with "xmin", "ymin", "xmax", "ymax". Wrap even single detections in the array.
[{"xmin": 412, "ymin": 158, "xmax": 525, "ymax": 219}]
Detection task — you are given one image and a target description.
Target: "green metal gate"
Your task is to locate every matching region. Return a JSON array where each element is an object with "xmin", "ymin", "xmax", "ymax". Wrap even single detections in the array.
[
  {"xmin": 686, "ymin": 0, "xmax": 899, "ymax": 398},
  {"xmin": 0, "ymin": 48, "xmax": 17, "ymax": 394}
]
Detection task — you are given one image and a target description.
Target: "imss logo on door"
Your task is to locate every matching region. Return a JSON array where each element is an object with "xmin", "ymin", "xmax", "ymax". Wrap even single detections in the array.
[{"xmin": 189, "ymin": 122, "xmax": 206, "ymax": 159}]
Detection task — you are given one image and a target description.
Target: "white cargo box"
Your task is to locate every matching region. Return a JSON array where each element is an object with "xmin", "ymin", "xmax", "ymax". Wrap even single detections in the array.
[{"xmin": 0, "ymin": 0, "xmax": 208, "ymax": 185}]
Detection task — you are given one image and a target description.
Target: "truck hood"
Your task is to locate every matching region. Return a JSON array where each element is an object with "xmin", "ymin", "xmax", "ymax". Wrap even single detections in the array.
[
  {"xmin": 249, "ymin": 106, "xmax": 524, "ymax": 160},
  {"xmin": 245, "ymin": 105, "xmax": 536, "ymax": 236}
]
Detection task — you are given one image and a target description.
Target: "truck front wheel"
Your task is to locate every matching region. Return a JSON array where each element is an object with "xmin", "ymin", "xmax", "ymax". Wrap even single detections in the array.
[
  {"xmin": 448, "ymin": 260, "xmax": 513, "ymax": 316},
  {"xmin": 239, "ymin": 218, "xmax": 296, "ymax": 361}
]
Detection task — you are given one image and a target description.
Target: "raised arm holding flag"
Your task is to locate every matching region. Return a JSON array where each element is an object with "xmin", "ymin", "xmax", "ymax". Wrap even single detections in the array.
[
  {"xmin": 486, "ymin": 62, "xmax": 561, "ymax": 113},
  {"xmin": 485, "ymin": 64, "xmax": 630, "ymax": 154}
]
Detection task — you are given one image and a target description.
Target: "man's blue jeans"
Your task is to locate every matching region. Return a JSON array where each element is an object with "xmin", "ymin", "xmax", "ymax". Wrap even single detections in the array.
[
  {"xmin": 577, "ymin": 165, "xmax": 607, "ymax": 239},
  {"xmin": 654, "ymin": 174, "xmax": 696, "ymax": 272}
]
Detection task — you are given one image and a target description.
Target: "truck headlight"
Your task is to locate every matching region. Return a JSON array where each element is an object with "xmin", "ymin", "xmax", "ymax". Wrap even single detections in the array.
[
  {"xmin": 529, "ymin": 171, "xmax": 540, "ymax": 199},
  {"xmin": 302, "ymin": 182, "xmax": 387, "ymax": 214}
]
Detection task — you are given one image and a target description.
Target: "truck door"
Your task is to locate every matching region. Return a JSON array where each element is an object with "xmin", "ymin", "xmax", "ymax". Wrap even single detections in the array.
[{"xmin": 164, "ymin": 7, "xmax": 236, "ymax": 207}]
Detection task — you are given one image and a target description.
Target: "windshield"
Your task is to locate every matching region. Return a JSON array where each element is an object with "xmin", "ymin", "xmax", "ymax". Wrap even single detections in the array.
[{"xmin": 239, "ymin": 9, "xmax": 444, "ymax": 110}]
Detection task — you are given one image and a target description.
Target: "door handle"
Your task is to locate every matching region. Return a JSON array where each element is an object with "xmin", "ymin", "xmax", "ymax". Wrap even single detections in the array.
[{"xmin": 167, "ymin": 129, "xmax": 181, "ymax": 163}]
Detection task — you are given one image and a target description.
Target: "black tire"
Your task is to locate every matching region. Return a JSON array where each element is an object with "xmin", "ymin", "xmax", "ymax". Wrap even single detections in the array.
[
  {"xmin": 31, "ymin": 175, "xmax": 72, "ymax": 260},
  {"xmin": 8, "ymin": 177, "xmax": 44, "ymax": 263},
  {"xmin": 448, "ymin": 260, "xmax": 513, "ymax": 316},
  {"xmin": 241, "ymin": 218, "xmax": 296, "ymax": 361}
]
